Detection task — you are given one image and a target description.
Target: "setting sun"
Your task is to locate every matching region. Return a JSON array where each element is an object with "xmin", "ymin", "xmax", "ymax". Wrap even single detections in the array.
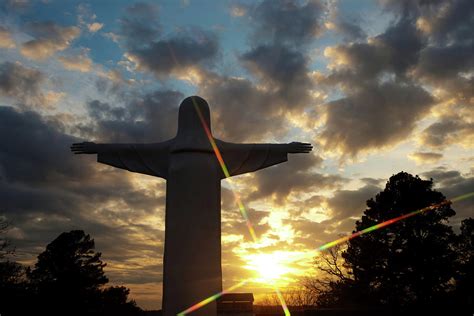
[{"xmin": 245, "ymin": 252, "xmax": 294, "ymax": 284}]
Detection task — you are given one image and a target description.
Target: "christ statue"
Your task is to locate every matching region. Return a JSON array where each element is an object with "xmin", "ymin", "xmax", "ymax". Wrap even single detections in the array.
[{"xmin": 71, "ymin": 96, "xmax": 312, "ymax": 315}]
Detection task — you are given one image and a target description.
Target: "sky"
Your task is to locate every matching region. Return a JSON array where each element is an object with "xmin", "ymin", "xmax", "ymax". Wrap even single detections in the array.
[{"xmin": 0, "ymin": 0, "xmax": 473, "ymax": 310}]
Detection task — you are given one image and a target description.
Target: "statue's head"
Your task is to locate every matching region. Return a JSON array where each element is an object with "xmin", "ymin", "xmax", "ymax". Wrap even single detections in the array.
[{"xmin": 177, "ymin": 96, "xmax": 211, "ymax": 136}]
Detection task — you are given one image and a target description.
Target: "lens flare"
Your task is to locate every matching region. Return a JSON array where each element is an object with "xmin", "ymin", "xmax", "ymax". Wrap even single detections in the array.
[
  {"xmin": 317, "ymin": 191, "xmax": 474, "ymax": 252},
  {"xmin": 191, "ymin": 97, "xmax": 257, "ymax": 241},
  {"xmin": 177, "ymin": 280, "xmax": 248, "ymax": 316},
  {"xmin": 274, "ymin": 286, "xmax": 291, "ymax": 316}
]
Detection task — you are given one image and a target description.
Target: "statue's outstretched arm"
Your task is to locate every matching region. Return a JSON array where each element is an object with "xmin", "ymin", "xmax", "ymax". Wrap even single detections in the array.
[
  {"xmin": 71, "ymin": 141, "xmax": 170, "ymax": 179},
  {"xmin": 267, "ymin": 142, "xmax": 313, "ymax": 154},
  {"xmin": 216, "ymin": 140, "xmax": 312, "ymax": 177}
]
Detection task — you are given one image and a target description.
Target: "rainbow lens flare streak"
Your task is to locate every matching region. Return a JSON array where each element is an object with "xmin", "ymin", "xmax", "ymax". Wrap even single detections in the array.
[
  {"xmin": 190, "ymin": 96, "xmax": 288, "ymax": 313},
  {"xmin": 317, "ymin": 191, "xmax": 474, "ymax": 252},
  {"xmin": 273, "ymin": 286, "xmax": 291, "ymax": 316},
  {"xmin": 191, "ymin": 97, "xmax": 257, "ymax": 242},
  {"xmin": 177, "ymin": 280, "xmax": 248, "ymax": 316}
]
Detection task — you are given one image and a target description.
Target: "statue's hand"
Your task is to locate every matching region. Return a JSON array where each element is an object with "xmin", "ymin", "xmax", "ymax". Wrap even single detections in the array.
[
  {"xmin": 287, "ymin": 142, "xmax": 313, "ymax": 153},
  {"xmin": 71, "ymin": 142, "xmax": 99, "ymax": 154}
]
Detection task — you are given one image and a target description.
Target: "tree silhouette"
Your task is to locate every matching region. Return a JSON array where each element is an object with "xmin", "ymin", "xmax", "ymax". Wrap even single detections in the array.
[
  {"xmin": 302, "ymin": 244, "xmax": 356, "ymax": 308},
  {"xmin": 342, "ymin": 172, "xmax": 457, "ymax": 308},
  {"xmin": 454, "ymin": 218, "xmax": 474, "ymax": 309},
  {"xmin": 26, "ymin": 230, "xmax": 142, "ymax": 315},
  {"xmin": 0, "ymin": 229, "xmax": 143, "ymax": 315},
  {"xmin": 0, "ymin": 217, "xmax": 14, "ymax": 259},
  {"xmin": 30, "ymin": 230, "xmax": 108, "ymax": 289}
]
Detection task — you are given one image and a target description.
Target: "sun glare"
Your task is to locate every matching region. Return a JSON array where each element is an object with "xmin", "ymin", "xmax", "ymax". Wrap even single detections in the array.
[{"xmin": 245, "ymin": 252, "xmax": 293, "ymax": 284}]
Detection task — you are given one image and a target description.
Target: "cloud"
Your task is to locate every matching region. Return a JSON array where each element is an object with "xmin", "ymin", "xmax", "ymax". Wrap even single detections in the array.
[
  {"xmin": 422, "ymin": 168, "xmax": 466, "ymax": 188},
  {"xmin": 415, "ymin": 44, "xmax": 474, "ymax": 83},
  {"xmin": 408, "ymin": 151, "xmax": 443, "ymax": 164},
  {"xmin": 0, "ymin": 106, "xmax": 87, "ymax": 186},
  {"xmin": 373, "ymin": 0, "xmax": 473, "ymax": 154},
  {"xmin": 240, "ymin": 44, "xmax": 314, "ymax": 107},
  {"xmin": 0, "ymin": 62, "xmax": 45, "ymax": 106},
  {"xmin": 0, "ymin": 26, "xmax": 15, "ymax": 48},
  {"xmin": 325, "ymin": 19, "xmax": 365, "ymax": 41},
  {"xmin": 126, "ymin": 30, "xmax": 219, "ymax": 78},
  {"xmin": 230, "ymin": 3, "xmax": 247, "ymax": 17},
  {"xmin": 222, "ymin": 208, "xmax": 271, "ymax": 242},
  {"xmin": 58, "ymin": 50, "xmax": 93, "ymax": 72},
  {"xmin": 20, "ymin": 21, "xmax": 80, "ymax": 60},
  {"xmin": 419, "ymin": 115, "xmax": 474, "ymax": 149},
  {"xmin": 249, "ymin": 0, "xmax": 326, "ymax": 46},
  {"xmin": 247, "ymin": 154, "xmax": 344, "ymax": 202},
  {"xmin": 77, "ymin": 3, "xmax": 104, "ymax": 34},
  {"xmin": 118, "ymin": 3, "xmax": 219, "ymax": 78},
  {"xmin": 87, "ymin": 22, "xmax": 103, "ymax": 33},
  {"xmin": 325, "ymin": 1, "xmax": 365, "ymax": 41},
  {"xmin": 197, "ymin": 72, "xmax": 281, "ymax": 141},
  {"xmin": 407, "ymin": 0, "xmax": 474, "ymax": 44},
  {"xmin": 320, "ymin": 82, "xmax": 433, "ymax": 156},
  {"xmin": 421, "ymin": 167, "xmax": 474, "ymax": 222},
  {"xmin": 322, "ymin": 17, "xmax": 424, "ymax": 84},
  {"xmin": 326, "ymin": 184, "xmax": 381, "ymax": 223},
  {"xmin": 119, "ymin": 2, "xmax": 161, "ymax": 48},
  {"xmin": 313, "ymin": 6, "xmax": 472, "ymax": 158},
  {"xmin": 78, "ymin": 90, "xmax": 184, "ymax": 143}
]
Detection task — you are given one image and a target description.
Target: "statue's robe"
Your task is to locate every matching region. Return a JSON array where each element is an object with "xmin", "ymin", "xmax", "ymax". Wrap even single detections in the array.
[{"xmin": 96, "ymin": 97, "xmax": 288, "ymax": 316}]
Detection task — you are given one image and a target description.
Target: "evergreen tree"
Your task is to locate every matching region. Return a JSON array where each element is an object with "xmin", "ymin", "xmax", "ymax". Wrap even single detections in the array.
[{"xmin": 342, "ymin": 172, "xmax": 457, "ymax": 308}]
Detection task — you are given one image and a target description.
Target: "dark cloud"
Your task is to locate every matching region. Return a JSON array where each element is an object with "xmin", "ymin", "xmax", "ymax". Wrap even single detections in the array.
[
  {"xmin": 198, "ymin": 72, "xmax": 284, "ymax": 141},
  {"xmin": 421, "ymin": 167, "xmax": 474, "ymax": 223},
  {"xmin": 327, "ymin": 184, "xmax": 381, "ymax": 222},
  {"xmin": 424, "ymin": 0, "xmax": 474, "ymax": 44},
  {"xmin": 332, "ymin": 18, "xmax": 366, "ymax": 41},
  {"xmin": 222, "ymin": 207, "xmax": 271, "ymax": 241},
  {"xmin": 240, "ymin": 44, "xmax": 313, "ymax": 107},
  {"xmin": 360, "ymin": 177, "xmax": 385, "ymax": 186},
  {"xmin": 119, "ymin": 2, "xmax": 161, "ymax": 48},
  {"xmin": 128, "ymin": 31, "xmax": 219, "ymax": 78},
  {"xmin": 422, "ymin": 167, "xmax": 465, "ymax": 188},
  {"xmin": 119, "ymin": 3, "xmax": 219, "ymax": 78},
  {"xmin": 326, "ymin": 1, "xmax": 366, "ymax": 41},
  {"xmin": 250, "ymin": 0, "xmax": 326, "ymax": 46},
  {"xmin": 78, "ymin": 90, "xmax": 184, "ymax": 143},
  {"xmin": 0, "ymin": 62, "xmax": 45, "ymax": 106},
  {"xmin": 415, "ymin": 44, "xmax": 474, "ymax": 82},
  {"xmin": 377, "ymin": 16, "xmax": 425, "ymax": 76},
  {"xmin": 0, "ymin": 105, "xmax": 163, "ymax": 217},
  {"xmin": 321, "ymin": 82, "xmax": 433, "ymax": 156},
  {"xmin": 20, "ymin": 21, "xmax": 80, "ymax": 60},
  {"xmin": 382, "ymin": 0, "xmax": 474, "ymax": 44},
  {"xmin": 324, "ymin": 16, "xmax": 424, "ymax": 85},
  {"xmin": 419, "ymin": 115, "xmax": 474, "ymax": 149},
  {"xmin": 289, "ymin": 218, "xmax": 324, "ymax": 240},
  {"xmin": 246, "ymin": 154, "xmax": 344, "ymax": 202},
  {"xmin": 0, "ymin": 106, "xmax": 84, "ymax": 184}
]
